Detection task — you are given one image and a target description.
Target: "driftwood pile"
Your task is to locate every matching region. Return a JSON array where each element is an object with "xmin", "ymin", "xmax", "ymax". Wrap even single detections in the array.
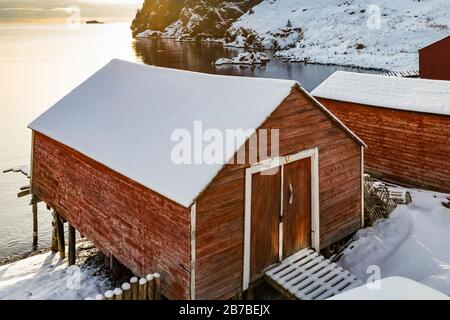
[{"xmin": 364, "ymin": 175, "xmax": 400, "ymax": 226}]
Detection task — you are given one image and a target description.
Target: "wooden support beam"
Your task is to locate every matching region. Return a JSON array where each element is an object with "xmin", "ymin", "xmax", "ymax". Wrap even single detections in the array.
[
  {"xmin": 51, "ymin": 212, "xmax": 58, "ymax": 252},
  {"xmin": 68, "ymin": 223, "xmax": 76, "ymax": 266},
  {"xmin": 32, "ymin": 202, "xmax": 38, "ymax": 247},
  {"xmin": 55, "ymin": 213, "xmax": 65, "ymax": 259},
  {"xmin": 17, "ymin": 189, "xmax": 31, "ymax": 197}
]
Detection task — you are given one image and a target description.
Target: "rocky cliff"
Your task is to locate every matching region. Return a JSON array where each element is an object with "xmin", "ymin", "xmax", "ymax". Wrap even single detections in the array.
[{"xmin": 131, "ymin": 0, "xmax": 262, "ymax": 38}]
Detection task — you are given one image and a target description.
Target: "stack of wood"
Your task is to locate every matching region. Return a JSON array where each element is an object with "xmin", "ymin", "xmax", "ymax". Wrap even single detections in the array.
[
  {"xmin": 85, "ymin": 273, "xmax": 161, "ymax": 300},
  {"xmin": 364, "ymin": 175, "xmax": 398, "ymax": 226}
]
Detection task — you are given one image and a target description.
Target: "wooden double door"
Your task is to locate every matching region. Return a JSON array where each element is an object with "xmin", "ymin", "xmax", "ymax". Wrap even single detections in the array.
[{"xmin": 250, "ymin": 157, "xmax": 312, "ymax": 281}]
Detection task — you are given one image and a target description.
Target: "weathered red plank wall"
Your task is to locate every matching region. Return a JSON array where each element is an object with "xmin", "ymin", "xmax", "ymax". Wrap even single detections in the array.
[
  {"xmin": 31, "ymin": 132, "xmax": 191, "ymax": 300},
  {"xmin": 317, "ymin": 98, "xmax": 450, "ymax": 193},
  {"xmin": 419, "ymin": 36, "xmax": 450, "ymax": 80},
  {"xmin": 194, "ymin": 89, "xmax": 363, "ymax": 300}
]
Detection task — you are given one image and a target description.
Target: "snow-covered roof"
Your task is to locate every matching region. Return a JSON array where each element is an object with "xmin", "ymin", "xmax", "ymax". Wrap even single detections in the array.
[
  {"xmin": 29, "ymin": 59, "xmax": 300, "ymax": 207},
  {"xmin": 311, "ymin": 71, "xmax": 450, "ymax": 116},
  {"xmin": 29, "ymin": 60, "xmax": 363, "ymax": 207}
]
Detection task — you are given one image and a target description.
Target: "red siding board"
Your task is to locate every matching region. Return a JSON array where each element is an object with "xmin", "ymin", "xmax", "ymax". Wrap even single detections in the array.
[
  {"xmin": 195, "ymin": 88, "xmax": 363, "ymax": 300},
  {"xmin": 32, "ymin": 88, "xmax": 363, "ymax": 301},
  {"xmin": 32, "ymin": 132, "xmax": 191, "ymax": 300},
  {"xmin": 318, "ymin": 98, "xmax": 450, "ymax": 193},
  {"xmin": 419, "ymin": 36, "xmax": 450, "ymax": 80}
]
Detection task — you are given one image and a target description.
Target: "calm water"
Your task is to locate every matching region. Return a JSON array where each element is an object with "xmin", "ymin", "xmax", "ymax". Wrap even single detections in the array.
[{"xmin": 0, "ymin": 22, "xmax": 378, "ymax": 260}]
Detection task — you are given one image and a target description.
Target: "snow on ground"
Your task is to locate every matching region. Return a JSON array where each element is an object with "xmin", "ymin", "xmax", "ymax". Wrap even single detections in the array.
[
  {"xmin": 228, "ymin": 0, "xmax": 450, "ymax": 71},
  {"xmin": 0, "ymin": 247, "xmax": 110, "ymax": 300},
  {"xmin": 338, "ymin": 187, "xmax": 450, "ymax": 295},
  {"xmin": 215, "ymin": 52, "xmax": 270, "ymax": 65}
]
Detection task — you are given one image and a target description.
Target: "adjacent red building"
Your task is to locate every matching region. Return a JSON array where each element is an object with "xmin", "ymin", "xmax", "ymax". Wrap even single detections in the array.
[
  {"xmin": 313, "ymin": 71, "xmax": 450, "ymax": 194},
  {"xmin": 29, "ymin": 60, "xmax": 365, "ymax": 300},
  {"xmin": 419, "ymin": 35, "xmax": 450, "ymax": 80}
]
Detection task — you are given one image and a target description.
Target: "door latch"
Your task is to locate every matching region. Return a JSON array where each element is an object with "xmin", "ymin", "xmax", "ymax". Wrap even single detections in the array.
[{"xmin": 288, "ymin": 182, "xmax": 294, "ymax": 204}]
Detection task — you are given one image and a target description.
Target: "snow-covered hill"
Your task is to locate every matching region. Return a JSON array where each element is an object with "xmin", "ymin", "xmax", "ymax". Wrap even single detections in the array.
[{"xmin": 227, "ymin": 0, "xmax": 450, "ymax": 71}]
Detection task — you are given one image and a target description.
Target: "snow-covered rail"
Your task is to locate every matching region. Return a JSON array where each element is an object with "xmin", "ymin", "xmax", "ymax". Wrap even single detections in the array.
[{"xmin": 265, "ymin": 248, "xmax": 363, "ymax": 300}]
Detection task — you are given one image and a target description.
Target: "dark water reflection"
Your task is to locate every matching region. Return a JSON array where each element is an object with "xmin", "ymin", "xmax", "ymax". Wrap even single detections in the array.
[{"xmin": 134, "ymin": 39, "xmax": 380, "ymax": 92}]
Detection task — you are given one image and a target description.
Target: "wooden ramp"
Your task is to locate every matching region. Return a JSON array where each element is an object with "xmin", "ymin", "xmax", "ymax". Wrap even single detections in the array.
[{"xmin": 265, "ymin": 248, "xmax": 363, "ymax": 300}]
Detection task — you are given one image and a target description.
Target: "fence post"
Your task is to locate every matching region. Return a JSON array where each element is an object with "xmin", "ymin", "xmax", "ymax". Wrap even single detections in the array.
[
  {"xmin": 114, "ymin": 288, "xmax": 123, "ymax": 300},
  {"xmin": 95, "ymin": 294, "xmax": 104, "ymax": 300},
  {"xmin": 138, "ymin": 278, "xmax": 148, "ymax": 300},
  {"xmin": 153, "ymin": 273, "xmax": 161, "ymax": 300},
  {"xmin": 146, "ymin": 274, "xmax": 154, "ymax": 300},
  {"xmin": 121, "ymin": 282, "xmax": 131, "ymax": 300},
  {"xmin": 104, "ymin": 290, "xmax": 114, "ymax": 300},
  {"xmin": 130, "ymin": 277, "xmax": 139, "ymax": 300}
]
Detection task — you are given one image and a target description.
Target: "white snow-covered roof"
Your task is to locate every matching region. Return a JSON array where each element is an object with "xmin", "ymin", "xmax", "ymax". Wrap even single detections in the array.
[
  {"xmin": 29, "ymin": 59, "xmax": 300, "ymax": 207},
  {"xmin": 311, "ymin": 71, "xmax": 450, "ymax": 116}
]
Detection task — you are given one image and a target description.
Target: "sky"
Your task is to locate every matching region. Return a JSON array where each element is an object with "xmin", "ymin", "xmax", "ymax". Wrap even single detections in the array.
[{"xmin": 0, "ymin": 0, "xmax": 143, "ymax": 22}]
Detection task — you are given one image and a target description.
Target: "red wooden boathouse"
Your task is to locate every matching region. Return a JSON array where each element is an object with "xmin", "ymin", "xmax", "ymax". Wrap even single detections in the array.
[
  {"xmin": 29, "ymin": 60, "xmax": 365, "ymax": 300},
  {"xmin": 312, "ymin": 71, "xmax": 450, "ymax": 194},
  {"xmin": 419, "ymin": 35, "xmax": 450, "ymax": 81}
]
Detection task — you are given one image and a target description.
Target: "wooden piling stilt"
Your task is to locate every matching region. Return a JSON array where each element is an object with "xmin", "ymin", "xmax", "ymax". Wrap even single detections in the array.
[
  {"xmin": 55, "ymin": 212, "xmax": 65, "ymax": 259},
  {"xmin": 95, "ymin": 294, "xmax": 104, "ymax": 300},
  {"xmin": 51, "ymin": 212, "xmax": 58, "ymax": 252},
  {"xmin": 130, "ymin": 277, "xmax": 139, "ymax": 300},
  {"xmin": 68, "ymin": 223, "xmax": 76, "ymax": 265},
  {"xmin": 146, "ymin": 274, "xmax": 154, "ymax": 300},
  {"xmin": 153, "ymin": 273, "xmax": 161, "ymax": 300},
  {"xmin": 32, "ymin": 202, "xmax": 38, "ymax": 247}
]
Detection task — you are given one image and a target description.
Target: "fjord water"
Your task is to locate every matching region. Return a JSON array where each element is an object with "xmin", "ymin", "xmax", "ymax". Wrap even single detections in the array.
[{"xmin": 0, "ymin": 22, "xmax": 377, "ymax": 260}]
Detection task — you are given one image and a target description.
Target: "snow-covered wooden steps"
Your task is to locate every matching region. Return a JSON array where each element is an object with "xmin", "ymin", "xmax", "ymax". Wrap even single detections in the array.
[
  {"xmin": 265, "ymin": 248, "xmax": 363, "ymax": 300},
  {"xmin": 381, "ymin": 70, "xmax": 419, "ymax": 78}
]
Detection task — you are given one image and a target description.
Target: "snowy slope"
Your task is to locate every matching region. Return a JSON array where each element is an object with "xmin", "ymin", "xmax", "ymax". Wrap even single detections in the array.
[
  {"xmin": 228, "ymin": 0, "xmax": 450, "ymax": 71},
  {"xmin": 338, "ymin": 187, "xmax": 450, "ymax": 295}
]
